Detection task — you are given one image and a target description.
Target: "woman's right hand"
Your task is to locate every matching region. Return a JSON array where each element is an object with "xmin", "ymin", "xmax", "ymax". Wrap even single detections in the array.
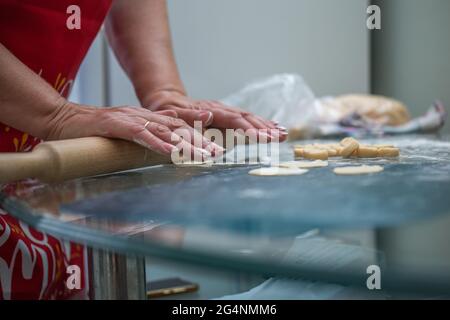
[{"xmin": 44, "ymin": 102, "xmax": 223, "ymax": 160}]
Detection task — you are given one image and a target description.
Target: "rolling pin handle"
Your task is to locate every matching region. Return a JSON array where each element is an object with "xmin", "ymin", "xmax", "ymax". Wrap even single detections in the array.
[{"xmin": 0, "ymin": 149, "xmax": 48, "ymax": 184}]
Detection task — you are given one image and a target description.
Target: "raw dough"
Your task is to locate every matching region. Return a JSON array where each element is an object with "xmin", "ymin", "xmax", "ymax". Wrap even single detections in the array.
[
  {"xmin": 294, "ymin": 148, "xmax": 304, "ymax": 158},
  {"xmin": 293, "ymin": 138, "xmax": 399, "ymax": 160},
  {"xmin": 279, "ymin": 160, "xmax": 328, "ymax": 169},
  {"xmin": 249, "ymin": 167, "xmax": 308, "ymax": 176},
  {"xmin": 355, "ymin": 146, "xmax": 379, "ymax": 158},
  {"xmin": 340, "ymin": 137, "xmax": 360, "ymax": 158},
  {"xmin": 303, "ymin": 148, "xmax": 329, "ymax": 160},
  {"xmin": 373, "ymin": 144, "xmax": 395, "ymax": 148},
  {"xmin": 377, "ymin": 147, "xmax": 400, "ymax": 157},
  {"xmin": 327, "ymin": 148, "xmax": 339, "ymax": 157},
  {"xmin": 333, "ymin": 165, "xmax": 384, "ymax": 175}
]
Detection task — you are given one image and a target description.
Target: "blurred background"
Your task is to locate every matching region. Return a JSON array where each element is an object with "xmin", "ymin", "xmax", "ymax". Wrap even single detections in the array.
[
  {"xmin": 70, "ymin": 0, "xmax": 449, "ymax": 133},
  {"xmin": 68, "ymin": 0, "xmax": 450, "ymax": 298}
]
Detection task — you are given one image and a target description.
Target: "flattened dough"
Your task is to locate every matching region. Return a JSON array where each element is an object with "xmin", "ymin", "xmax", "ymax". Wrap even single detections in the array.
[
  {"xmin": 333, "ymin": 165, "xmax": 384, "ymax": 175},
  {"xmin": 279, "ymin": 160, "xmax": 328, "ymax": 169},
  {"xmin": 249, "ymin": 167, "xmax": 308, "ymax": 176}
]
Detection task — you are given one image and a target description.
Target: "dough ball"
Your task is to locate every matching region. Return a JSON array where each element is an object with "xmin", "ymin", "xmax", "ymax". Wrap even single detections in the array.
[
  {"xmin": 249, "ymin": 167, "xmax": 308, "ymax": 176},
  {"xmin": 333, "ymin": 165, "xmax": 384, "ymax": 175},
  {"xmin": 279, "ymin": 160, "xmax": 328, "ymax": 169}
]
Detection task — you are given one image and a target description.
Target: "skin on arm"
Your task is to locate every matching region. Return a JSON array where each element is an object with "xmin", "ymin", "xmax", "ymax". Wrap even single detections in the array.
[
  {"xmin": 0, "ymin": 42, "xmax": 217, "ymax": 159},
  {"xmin": 105, "ymin": 0, "xmax": 288, "ymax": 142}
]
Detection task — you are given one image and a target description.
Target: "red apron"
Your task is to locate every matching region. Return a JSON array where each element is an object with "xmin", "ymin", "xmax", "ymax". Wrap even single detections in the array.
[{"xmin": 0, "ymin": 0, "xmax": 112, "ymax": 299}]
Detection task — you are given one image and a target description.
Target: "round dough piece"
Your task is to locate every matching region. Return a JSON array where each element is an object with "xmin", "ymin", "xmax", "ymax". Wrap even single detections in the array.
[
  {"xmin": 334, "ymin": 165, "xmax": 384, "ymax": 175},
  {"xmin": 373, "ymin": 144, "xmax": 395, "ymax": 148},
  {"xmin": 341, "ymin": 142, "xmax": 359, "ymax": 157},
  {"xmin": 377, "ymin": 147, "xmax": 400, "ymax": 158},
  {"xmin": 326, "ymin": 148, "xmax": 339, "ymax": 157},
  {"xmin": 356, "ymin": 146, "xmax": 379, "ymax": 158},
  {"xmin": 294, "ymin": 148, "xmax": 304, "ymax": 158},
  {"xmin": 303, "ymin": 148, "xmax": 329, "ymax": 160},
  {"xmin": 279, "ymin": 160, "xmax": 328, "ymax": 169},
  {"xmin": 249, "ymin": 167, "xmax": 308, "ymax": 176}
]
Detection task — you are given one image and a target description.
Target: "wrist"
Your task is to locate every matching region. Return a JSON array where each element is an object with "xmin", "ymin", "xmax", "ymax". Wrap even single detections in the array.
[
  {"xmin": 44, "ymin": 101, "xmax": 98, "ymax": 141},
  {"xmin": 139, "ymin": 87, "xmax": 187, "ymax": 110}
]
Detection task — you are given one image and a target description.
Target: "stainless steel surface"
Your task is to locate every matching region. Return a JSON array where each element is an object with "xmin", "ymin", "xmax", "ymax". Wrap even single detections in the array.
[{"xmin": 91, "ymin": 249, "xmax": 146, "ymax": 300}]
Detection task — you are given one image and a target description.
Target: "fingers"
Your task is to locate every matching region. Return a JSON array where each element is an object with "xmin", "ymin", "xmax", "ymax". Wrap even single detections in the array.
[
  {"xmin": 158, "ymin": 105, "xmax": 213, "ymax": 127},
  {"xmin": 244, "ymin": 113, "xmax": 277, "ymax": 130},
  {"xmin": 96, "ymin": 114, "xmax": 176, "ymax": 156},
  {"xmin": 143, "ymin": 121, "xmax": 210, "ymax": 161},
  {"xmin": 211, "ymin": 102, "xmax": 289, "ymax": 142},
  {"xmin": 206, "ymin": 107, "xmax": 279, "ymax": 143},
  {"xmin": 131, "ymin": 107, "xmax": 224, "ymax": 156},
  {"xmin": 154, "ymin": 109, "xmax": 178, "ymax": 118},
  {"xmin": 197, "ymin": 101, "xmax": 285, "ymax": 142},
  {"xmin": 133, "ymin": 128, "xmax": 177, "ymax": 156},
  {"xmin": 94, "ymin": 107, "xmax": 222, "ymax": 160},
  {"xmin": 148, "ymin": 92, "xmax": 289, "ymax": 143}
]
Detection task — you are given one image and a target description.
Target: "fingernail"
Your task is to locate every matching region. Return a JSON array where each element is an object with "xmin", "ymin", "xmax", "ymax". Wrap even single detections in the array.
[
  {"xmin": 277, "ymin": 126, "xmax": 287, "ymax": 131},
  {"xmin": 272, "ymin": 120, "xmax": 279, "ymax": 125},
  {"xmin": 198, "ymin": 111, "xmax": 213, "ymax": 126}
]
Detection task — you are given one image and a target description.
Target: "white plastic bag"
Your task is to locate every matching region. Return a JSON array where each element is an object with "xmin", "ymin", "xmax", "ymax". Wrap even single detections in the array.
[{"xmin": 221, "ymin": 74, "xmax": 317, "ymax": 129}]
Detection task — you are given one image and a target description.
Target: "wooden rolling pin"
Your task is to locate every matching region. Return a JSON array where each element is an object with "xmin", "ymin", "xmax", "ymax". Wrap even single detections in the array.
[{"xmin": 0, "ymin": 137, "xmax": 170, "ymax": 184}]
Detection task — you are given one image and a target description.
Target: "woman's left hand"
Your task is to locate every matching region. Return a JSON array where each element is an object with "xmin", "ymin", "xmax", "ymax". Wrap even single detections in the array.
[{"xmin": 144, "ymin": 90, "xmax": 288, "ymax": 142}]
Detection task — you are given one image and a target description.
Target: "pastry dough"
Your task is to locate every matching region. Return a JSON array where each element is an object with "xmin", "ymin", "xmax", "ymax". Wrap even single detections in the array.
[
  {"xmin": 249, "ymin": 167, "xmax": 308, "ymax": 176},
  {"xmin": 293, "ymin": 138, "xmax": 399, "ymax": 160},
  {"xmin": 340, "ymin": 137, "xmax": 360, "ymax": 158},
  {"xmin": 334, "ymin": 165, "xmax": 384, "ymax": 175},
  {"xmin": 377, "ymin": 147, "xmax": 400, "ymax": 157},
  {"xmin": 294, "ymin": 148, "xmax": 304, "ymax": 158},
  {"xmin": 303, "ymin": 148, "xmax": 329, "ymax": 160},
  {"xmin": 355, "ymin": 146, "xmax": 379, "ymax": 158}
]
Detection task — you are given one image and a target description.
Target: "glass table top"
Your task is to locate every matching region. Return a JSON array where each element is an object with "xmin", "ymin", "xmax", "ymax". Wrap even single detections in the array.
[{"xmin": 1, "ymin": 134, "xmax": 450, "ymax": 296}]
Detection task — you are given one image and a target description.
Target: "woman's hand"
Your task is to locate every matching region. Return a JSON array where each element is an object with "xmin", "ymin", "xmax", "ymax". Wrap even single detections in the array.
[
  {"xmin": 144, "ymin": 90, "xmax": 288, "ymax": 142},
  {"xmin": 45, "ymin": 102, "xmax": 223, "ymax": 160}
]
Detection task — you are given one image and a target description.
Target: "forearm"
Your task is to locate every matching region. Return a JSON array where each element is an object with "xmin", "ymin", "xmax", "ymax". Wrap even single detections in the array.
[
  {"xmin": 0, "ymin": 43, "xmax": 77, "ymax": 140},
  {"xmin": 105, "ymin": 0, "xmax": 185, "ymax": 106},
  {"xmin": 0, "ymin": 44, "xmax": 216, "ymax": 156}
]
